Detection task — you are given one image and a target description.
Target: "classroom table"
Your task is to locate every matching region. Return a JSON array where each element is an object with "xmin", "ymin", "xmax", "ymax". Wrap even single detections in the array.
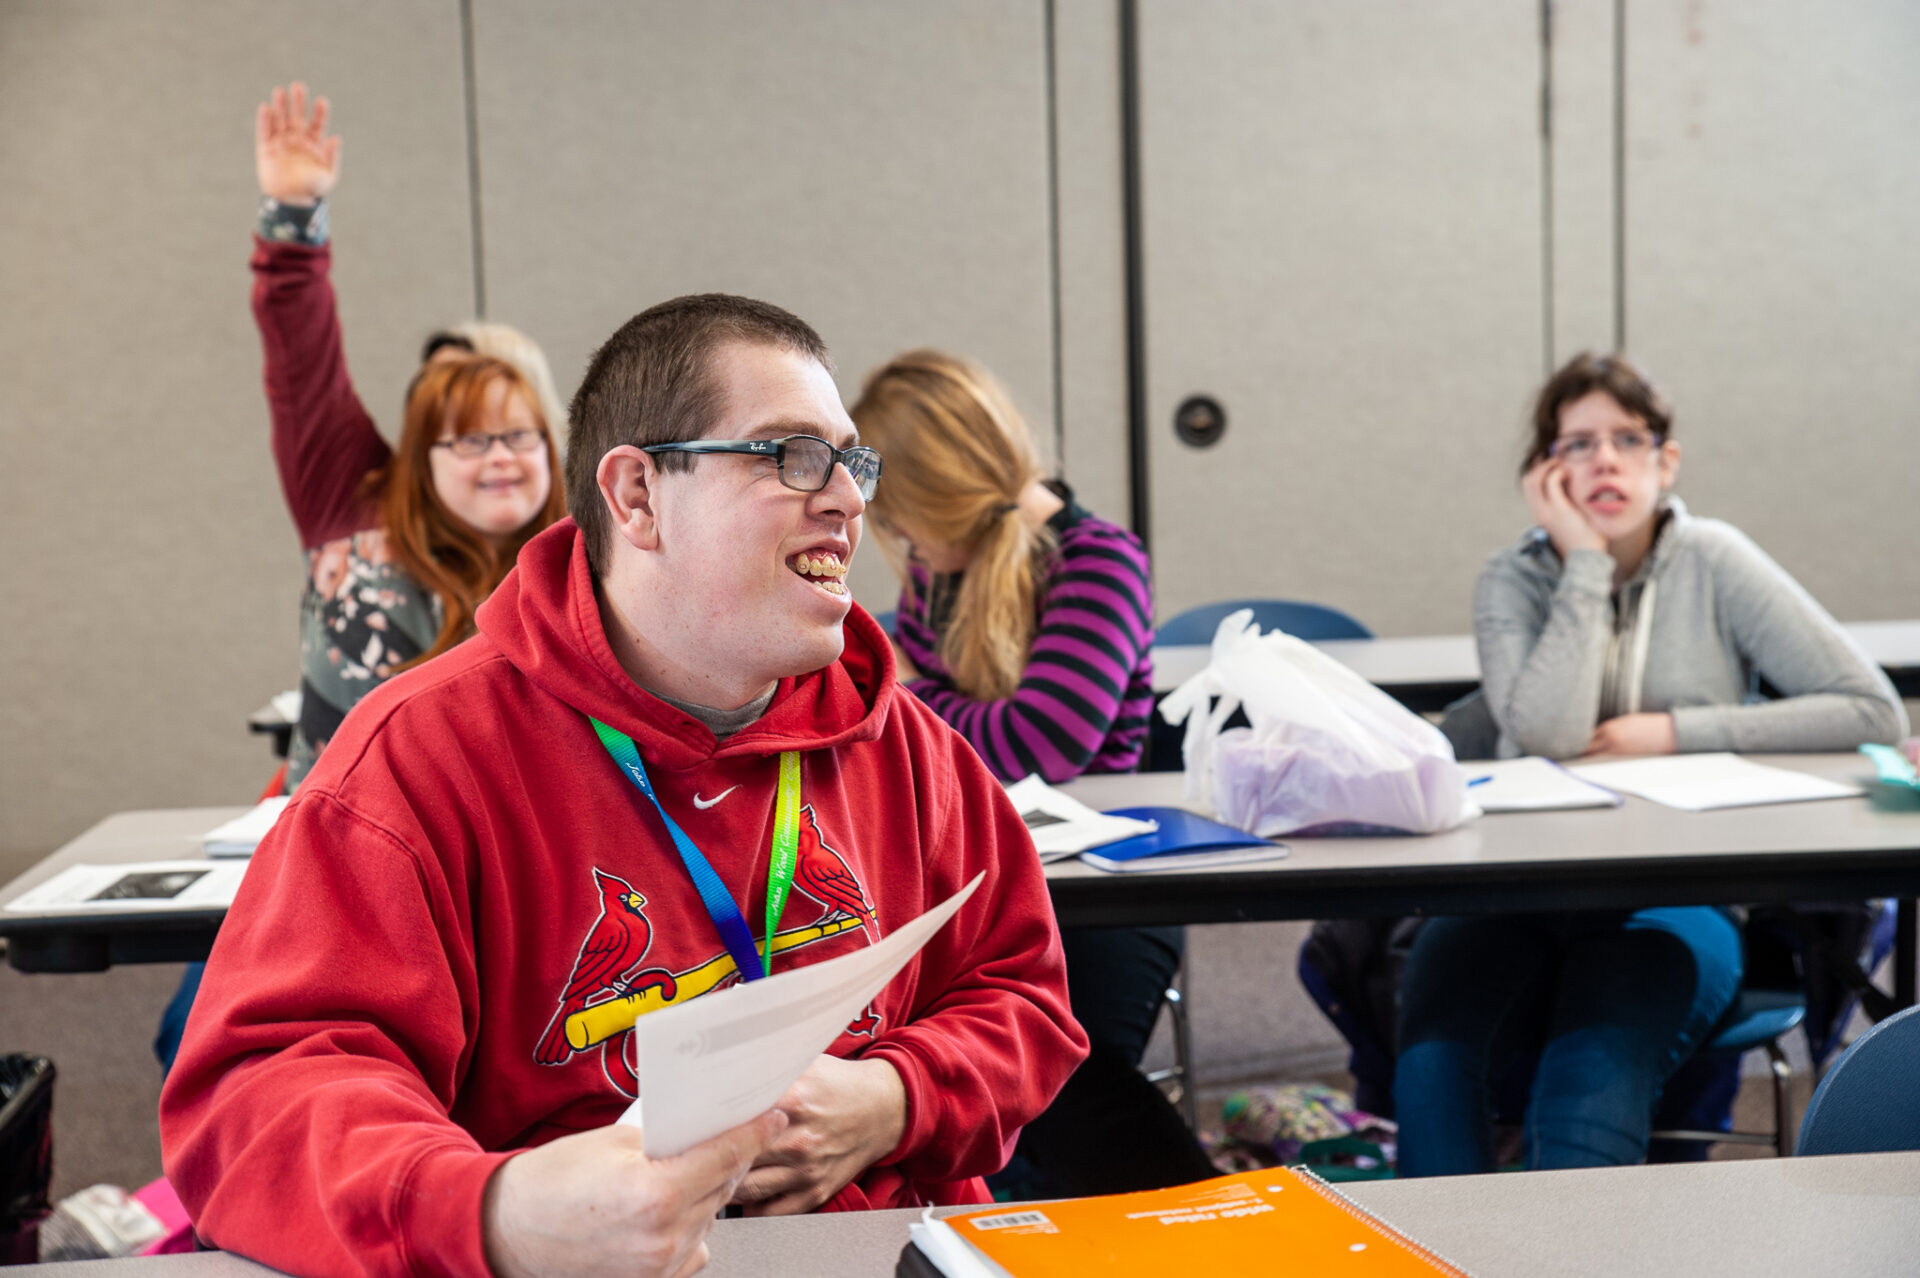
[
  {"xmin": 25, "ymin": 1149, "xmax": 1920, "ymax": 1275},
  {"xmin": 8, "ymin": 756, "xmax": 1920, "ymax": 1006},
  {"xmin": 1150, "ymin": 633, "xmax": 1476, "ymax": 707},
  {"xmin": 0, "ymin": 808, "xmax": 231, "ymax": 971},
  {"xmin": 1052, "ymin": 756, "xmax": 1920, "ymax": 1008},
  {"xmin": 245, "ymin": 701, "xmax": 293, "ymax": 760},
  {"xmin": 1151, "ymin": 618, "xmax": 1920, "ymax": 706},
  {"xmin": 1049, "ymin": 755, "xmax": 1920, "ymax": 935}
]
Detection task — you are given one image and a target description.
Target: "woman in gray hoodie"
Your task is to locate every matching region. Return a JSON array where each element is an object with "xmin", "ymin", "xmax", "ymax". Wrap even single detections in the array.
[{"xmin": 1393, "ymin": 353, "xmax": 1905, "ymax": 1178}]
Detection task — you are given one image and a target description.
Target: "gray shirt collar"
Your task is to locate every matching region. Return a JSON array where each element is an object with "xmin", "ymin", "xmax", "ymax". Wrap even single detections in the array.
[{"xmin": 652, "ymin": 686, "xmax": 776, "ymax": 741}]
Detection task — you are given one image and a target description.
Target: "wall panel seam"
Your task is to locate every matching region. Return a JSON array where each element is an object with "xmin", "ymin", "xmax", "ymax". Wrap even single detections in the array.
[{"xmin": 460, "ymin": 0, "xmax": 488, "ymax": 318}]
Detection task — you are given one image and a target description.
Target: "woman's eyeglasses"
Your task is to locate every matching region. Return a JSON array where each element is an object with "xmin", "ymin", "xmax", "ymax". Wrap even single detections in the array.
[
  {"xmin": 1549, "ymin": 428, "xmax": 1660, "ymax": 464},
  {"xmin": 641, "ymin": 434, "xmax": 882, "ymax": 501},
  {"xmin": 432, "ymin": 429, "xmax": 547, "ymax": 458}
]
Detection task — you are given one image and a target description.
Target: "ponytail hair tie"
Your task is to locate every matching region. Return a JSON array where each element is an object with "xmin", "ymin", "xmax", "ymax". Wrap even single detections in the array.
[{"xmin": 994, "ymin": 501, "xmax": 1020, "ymax": 517}]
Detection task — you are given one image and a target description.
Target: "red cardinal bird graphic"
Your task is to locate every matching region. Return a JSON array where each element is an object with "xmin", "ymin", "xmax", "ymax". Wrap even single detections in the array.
[
  {"xmin": 534, "ymin": 870, "xmax": 677, "ymax": 1065},
  {"xmin": 792, "ymin": 804, "xmax": 878, "ymax": 939}
]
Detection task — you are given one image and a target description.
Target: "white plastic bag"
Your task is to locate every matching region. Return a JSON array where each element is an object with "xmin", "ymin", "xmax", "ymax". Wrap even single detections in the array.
[{"xmin": 1158, "ymin": 610, "xmax": 1478, "ymax": 836}]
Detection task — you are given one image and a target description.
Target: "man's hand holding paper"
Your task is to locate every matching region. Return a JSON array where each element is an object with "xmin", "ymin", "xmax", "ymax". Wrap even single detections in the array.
[{"xmin": 733, "ymin": 1053, "xmax": 908, "ymax": 1215}]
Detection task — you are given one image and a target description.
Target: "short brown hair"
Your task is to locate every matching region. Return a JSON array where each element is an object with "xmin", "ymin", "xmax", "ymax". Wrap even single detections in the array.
[
  {"xmin": 1522, "ymin": 351, "xmax": 1674, "ymax": 476},
  {"xmin": 566, "ymin": 294, "xmax": 831, "ymax": 572}
]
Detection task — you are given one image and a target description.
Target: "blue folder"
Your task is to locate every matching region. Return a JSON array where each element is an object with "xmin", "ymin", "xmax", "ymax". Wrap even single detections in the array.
[{"xmin": 1082, "ymin": 806, "xmax": 1287, "ymax": 871}]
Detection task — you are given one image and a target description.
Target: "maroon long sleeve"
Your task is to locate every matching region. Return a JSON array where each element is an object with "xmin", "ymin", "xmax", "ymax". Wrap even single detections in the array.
[{"xmin": 250, "ymin": 237, "xmax": 390, "ymax": 550}]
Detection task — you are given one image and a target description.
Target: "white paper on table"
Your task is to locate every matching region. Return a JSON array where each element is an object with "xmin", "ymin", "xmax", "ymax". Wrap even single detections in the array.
[
  {"xmin": 1002, "ymin": 775, "xmax": 1157, "ymax": 862},
  {"xmin": 619, "ymin": 872, "xmax": 983, "ymax": 1157},
  {"xmin": 1466, "ymin": 757, "xmax": 1623, "ymax": 813},
  {"xmin": 1566, "ymin": 753, "xmax": 1863, "ymax": 812},
  {"xmin": 4, "ymin": 861, "xmax": 248, "ymax": 913},
  {"xmin": 908, "ymin": 1217, "xmax": 1000, "ymax": 1278},
  {"xmin": 201, "ymin": 796, "xmax": 293, "ymax": 858}
]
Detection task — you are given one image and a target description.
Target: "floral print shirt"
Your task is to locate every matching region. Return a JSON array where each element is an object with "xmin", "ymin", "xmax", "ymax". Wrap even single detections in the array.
[{"xmin": 290, "ymin": 529, "xmax": 442, "ymax": 787}]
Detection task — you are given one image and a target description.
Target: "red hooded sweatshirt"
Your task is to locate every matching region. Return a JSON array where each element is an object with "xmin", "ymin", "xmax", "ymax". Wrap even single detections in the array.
[{"xmin": 160, "ymin": 520, "xmax": 1086, "ymax": 1278}]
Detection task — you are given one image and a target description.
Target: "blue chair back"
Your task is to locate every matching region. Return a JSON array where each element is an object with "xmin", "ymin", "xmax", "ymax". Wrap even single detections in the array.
[
  {"xmin": 1156, "ymin": 599, "xmax": 1373, "ymax": 646},
  {"xmin": 872, "ymin": 609, "xmax": 898, "ymax": 638},
  {"xmin": 1796, "ymin": 1002, "xmax": 1920, "ymax": 1156}
]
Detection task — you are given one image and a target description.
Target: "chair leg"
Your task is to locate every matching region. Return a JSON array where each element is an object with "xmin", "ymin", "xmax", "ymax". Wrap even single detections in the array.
[
  {"xmin": 1768, "ymin": 1040, "xmax": 1794, "ymax": 1158},
  {"xmin": 1166, "ymin": 969, "xmax": 1198, "ymax": 1130}
]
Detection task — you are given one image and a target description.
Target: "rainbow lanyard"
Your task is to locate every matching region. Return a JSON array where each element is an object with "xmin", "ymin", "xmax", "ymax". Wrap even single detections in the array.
[{"xmin": 589, "ymin": 717, "xmax": 800, "ymax": 982}]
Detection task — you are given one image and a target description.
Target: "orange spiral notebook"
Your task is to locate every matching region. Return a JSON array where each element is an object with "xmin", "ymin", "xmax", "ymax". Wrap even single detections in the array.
[{"xmin": 906, "ymin": 1167, "xmax": 1470, "ymax": 1277}]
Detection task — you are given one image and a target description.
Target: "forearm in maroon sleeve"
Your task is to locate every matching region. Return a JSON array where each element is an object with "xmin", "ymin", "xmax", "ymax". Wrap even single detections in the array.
[{"xmin": 251, "ymin": 237, "xmax": 391, "ymax": 549}]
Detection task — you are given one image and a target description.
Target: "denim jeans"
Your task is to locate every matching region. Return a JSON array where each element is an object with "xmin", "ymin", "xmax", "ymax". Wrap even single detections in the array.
[
  {"xmin": 1393, "ymin": 907, "xmax": 1743, "ymax": 1177},
  {"xmin": 155, "ymin": 962, "xmax": 205, "ymax": 1073}
]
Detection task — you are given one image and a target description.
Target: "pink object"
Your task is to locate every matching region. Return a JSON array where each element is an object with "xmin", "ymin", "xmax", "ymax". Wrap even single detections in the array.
[{"xmin": 132, "ymin": 1178, "xmax": 195, "ymax": 1256}]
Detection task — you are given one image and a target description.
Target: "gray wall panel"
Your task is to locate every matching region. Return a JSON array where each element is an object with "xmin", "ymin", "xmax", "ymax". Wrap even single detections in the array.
[
  {"xmin": 1549, "ymin": 0, "xmax": 1620, "ymax": 362},
  {"xmin": 1052, "ymin": 0, "xmax": 1131, "ymax": 524},
  {"xmin": 470, "ymin": 0, "xmax": 1057, "ymax": 613},
  {"xmin": 1625, "ymin": 0, "xmax": 1920, "ymax": 620},
  {"xmin": 1137, "ymin": 0, "xmax": 1545, "ymax": 636},
  {"xmin": 0, "ymin": 1, "xmax": 473, "ymax": 869}
]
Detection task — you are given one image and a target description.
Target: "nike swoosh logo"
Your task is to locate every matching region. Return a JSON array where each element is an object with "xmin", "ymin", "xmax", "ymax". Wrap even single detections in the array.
[{"xmin": 692, "ymin": 787, "xmax": 739, "ymax": 810}]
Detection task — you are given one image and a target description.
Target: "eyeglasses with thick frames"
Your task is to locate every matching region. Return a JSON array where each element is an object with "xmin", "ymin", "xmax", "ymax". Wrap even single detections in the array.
[
  {"xmin": 432, "ymin": 429, "xmax": 548, "ymax": 459},
  {"xmin": 641, "ymin": 434, "xmax": 882, "ymax": 501},
  {"xmin": 1549, "ymin": 428, "xmax": 1661, "ymax": 464}
]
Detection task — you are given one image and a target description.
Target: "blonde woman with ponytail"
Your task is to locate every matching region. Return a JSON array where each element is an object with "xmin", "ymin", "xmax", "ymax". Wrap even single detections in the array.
[
  {"xmin": 853, "ymin": 351, "xmax": 1156, "ymax": 780},
  {"xmin": 853, "ymin": 350, "xmax": 1215, "ymax": 1198}
]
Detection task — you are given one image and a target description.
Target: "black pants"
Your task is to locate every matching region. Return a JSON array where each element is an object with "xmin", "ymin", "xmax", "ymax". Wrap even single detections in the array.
[{"xmin": 1008, "ymin": 926, "xmax": 1218, "ymax": 1197}]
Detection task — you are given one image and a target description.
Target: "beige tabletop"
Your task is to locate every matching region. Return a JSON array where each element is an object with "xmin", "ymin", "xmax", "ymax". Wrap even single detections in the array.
[
  {"xmin": 1151, "ymin": 632, "xmax": 1476, "ymax": 693},
  {"xmin": 1047, "ymin": 754, "xmax": 1920, "ymax": 930},
  {"xmin": 0, "ymin": 808, "xmax": 240, "ymax": 970},
  {"xmin": 27, "ymin": 1150, "xmax": 1920, "ymax": 1275},
  {"xmin": 11, "ymin": 754, "xmax": 1920, "ymax": 960},
  {"xmin": 0, "ymin": 808, "xmax": 240, "ymax": 907},
  {"xmin": 1152, "ymin": 619, "xmax": 1920, "ymax": 694},
  {"xmin": 1056, "ymin": 754, "xmax": 1920, "ymax": 879}
]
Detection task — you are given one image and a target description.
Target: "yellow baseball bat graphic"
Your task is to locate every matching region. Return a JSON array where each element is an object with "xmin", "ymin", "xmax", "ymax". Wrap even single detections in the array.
[{"xmin": 566, "ymin": 914, "xmax": 867, "ymax": 1051}]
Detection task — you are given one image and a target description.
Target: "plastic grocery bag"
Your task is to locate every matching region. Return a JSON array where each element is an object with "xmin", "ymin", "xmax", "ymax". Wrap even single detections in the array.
[{"xmin": 1158, "ymin": 611, "xmax": 1478, "ymax": 836}]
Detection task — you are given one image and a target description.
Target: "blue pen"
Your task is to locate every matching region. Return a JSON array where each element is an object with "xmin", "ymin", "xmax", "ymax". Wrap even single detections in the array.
[{"xmin": 1467, "ymin": 775, "xmax": 1493, "ymax": 788}]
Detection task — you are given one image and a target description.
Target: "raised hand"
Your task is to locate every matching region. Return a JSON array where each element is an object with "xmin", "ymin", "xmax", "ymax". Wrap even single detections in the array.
[
  {"xmin": 255, "ymin": 82, "xmax": 341, "ymax": 205},
  {"xmin": 1522, "ymin": 457, "xmax": 1607, "ymax": 560}
]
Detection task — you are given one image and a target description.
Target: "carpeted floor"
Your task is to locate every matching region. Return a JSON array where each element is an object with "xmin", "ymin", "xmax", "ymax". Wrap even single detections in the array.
[
  {"xmin": 0, "ymin": 940, "xmax": 1864, "ymax": 1205},
  {"xmin": 1, "ymin": 958, "xmax": 181, "ymax": 1200}
]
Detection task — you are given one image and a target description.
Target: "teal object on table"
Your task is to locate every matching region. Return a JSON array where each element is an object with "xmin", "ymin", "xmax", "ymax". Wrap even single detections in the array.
[{"xmin": 1860, "ymin": 743, "xmax": 1920, "ymax": 788}]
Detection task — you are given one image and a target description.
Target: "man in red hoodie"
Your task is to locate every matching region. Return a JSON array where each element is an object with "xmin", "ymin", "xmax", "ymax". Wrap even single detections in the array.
[{"xmin": 161, "ymin": 295, "xmax": 1087, "ymax": 1278}]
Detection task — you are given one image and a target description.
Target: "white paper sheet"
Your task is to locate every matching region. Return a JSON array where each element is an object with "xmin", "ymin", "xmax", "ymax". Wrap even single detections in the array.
[
  {"xmin": 1002, "ymin": 775, "xmax": 1157, "ymax": 862},
  {"xmin": 1466, "ymin": 757, "xmax": 1623, "ymax": 813},
  {"xmin": 619, "ymin": 872, "xmax": 983, "ymax": 1157},
  {"xmin": 201, "ymin": 797, "xmax": 293, "ymax": 858},
  {"xmin": 908, "ymin": 1218, "xmax": 1003, "ymax": 1278},
  {"xmin": 1566, "ymin": 753, "xmax": 1863, "ymax": 812},
  {"xmin": 5, "ymin": 861, "xmax": 248, "ymax": 914}
]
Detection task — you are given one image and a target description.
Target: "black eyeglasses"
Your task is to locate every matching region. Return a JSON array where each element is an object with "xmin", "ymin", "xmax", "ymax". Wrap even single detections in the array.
[
  {"xmin": 432, "ymin": 429, "xmax": 547, "ymax": 459},
  {"xmin": 641, "ymin": 434, "xmax": 882, "ymax": 501},
  {"xmin": 1548, "ymin": 428, "xmax": 1660, "ymax": 464}
]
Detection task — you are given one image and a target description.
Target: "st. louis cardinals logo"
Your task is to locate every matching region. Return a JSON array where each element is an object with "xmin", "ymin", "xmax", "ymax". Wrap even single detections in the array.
[
  {"xmin": 535, "ymin": 806, "xmax": 886, "ymax": 1096},
  {"xmin": 533, "ymin": 870, "xmax": 677, "ymax": 1066}
]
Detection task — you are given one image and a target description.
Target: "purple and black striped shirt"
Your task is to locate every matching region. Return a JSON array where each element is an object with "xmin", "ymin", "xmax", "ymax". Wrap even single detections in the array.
[{"xmin": 897, "ymin": 493, "xmax": 1156, "ymax": 783}]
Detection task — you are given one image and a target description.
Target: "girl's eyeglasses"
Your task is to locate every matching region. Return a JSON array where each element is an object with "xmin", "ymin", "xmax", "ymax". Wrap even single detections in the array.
[
  {"xmin": 1548, "ymin": 429, "xmax": 1660, "ymax": 464},
  {"xmin": 432, "ymin": 429, "xmax": 548, "ymax": 458}
]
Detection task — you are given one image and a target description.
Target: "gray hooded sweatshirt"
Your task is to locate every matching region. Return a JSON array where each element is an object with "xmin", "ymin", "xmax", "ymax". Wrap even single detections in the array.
[{"xmin": 1476, "ymin": 497, "xmax": 1907, "ymax": 761}]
